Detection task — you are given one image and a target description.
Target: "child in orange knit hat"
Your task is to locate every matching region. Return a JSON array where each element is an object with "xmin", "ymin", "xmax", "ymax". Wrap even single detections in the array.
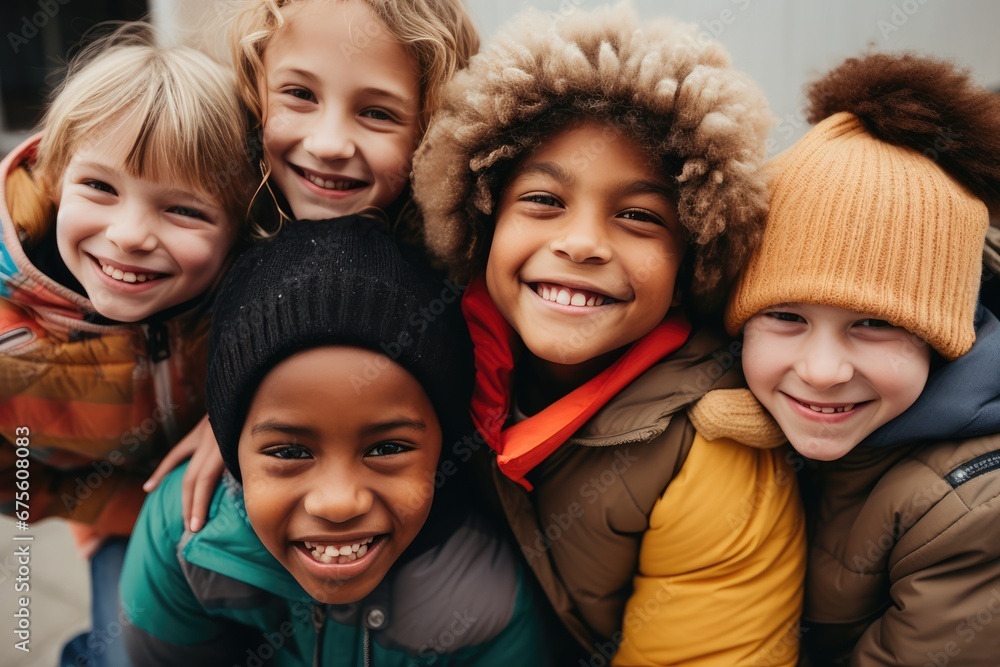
[{"xmin": 726, "ymin": 53, "xmax": 1000, "ymax": 665}]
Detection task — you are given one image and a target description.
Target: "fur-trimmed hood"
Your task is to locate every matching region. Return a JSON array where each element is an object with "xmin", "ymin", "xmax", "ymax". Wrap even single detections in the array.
[{"xmin": 412, "ymin": 2, "xmax": 773, "ymax": 309}]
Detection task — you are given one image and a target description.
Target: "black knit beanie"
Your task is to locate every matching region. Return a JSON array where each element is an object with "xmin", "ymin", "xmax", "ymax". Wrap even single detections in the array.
[{"xmin": 206, "ymin": 217, "xmax": 472, "ymax": 481}]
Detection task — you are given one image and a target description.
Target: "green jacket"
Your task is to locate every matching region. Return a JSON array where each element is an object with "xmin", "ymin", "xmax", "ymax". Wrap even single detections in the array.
[{"xmin": 121, "ymin": 463, "xmax": 549, "ymax": 666}]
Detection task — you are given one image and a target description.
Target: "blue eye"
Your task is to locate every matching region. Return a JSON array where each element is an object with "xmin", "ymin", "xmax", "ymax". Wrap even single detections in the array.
[
  {"xmin": 265, "ymin": 445, "xmax": 312, "ymax": 460},
  {"xmin": 365, "ymin": 442, "xmax": 411, "ymax": 457}
]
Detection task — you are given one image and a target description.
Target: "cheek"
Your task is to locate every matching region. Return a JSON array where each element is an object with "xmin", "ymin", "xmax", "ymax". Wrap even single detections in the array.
[
  {"xmin": 173, "ymin": 234, "xmax": 231, "ymax": 274},
  {"xmin": 740, "ymin": 330, "xmax": 783, "ymax": 393},
  {"xmin": 876, "ymin": 346, "xmax": 931, "ymax": 411}
]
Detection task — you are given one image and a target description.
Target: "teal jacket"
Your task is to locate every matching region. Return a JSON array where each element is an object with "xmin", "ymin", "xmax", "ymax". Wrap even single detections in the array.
[{"xmin": 120, "ymin": 464, "xmax": 548, "ymax": 666}]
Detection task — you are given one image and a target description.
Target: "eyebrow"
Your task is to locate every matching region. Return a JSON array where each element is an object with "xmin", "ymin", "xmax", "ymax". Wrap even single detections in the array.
[
  {"xmin": 513, "ymin": 162, "xmax": 575, "ymax": 186},
  {"xmin": 617, "ymin": 179, "xmax": 676, "ymax": 202},
  {"xmin": 70, "ymin": 161, "xmax": 218, "ymax": 210},
  {"xmin": 249, "ymin": 418, "xmax": 426, "ymax": 438},
  {"xmin": 359, "ymin": 87, "xmax": 417, "ymax": 107},
  {"xmin": 250, "ymin": 420, "xmax": 316, "ymax": 438},
  {"xmin": 359, "ymin": 418, "xmax": 427, "ymax": 438},
  {"xmin": 273, "ymin": 67, "xmax": 319, "ymax": 84}
]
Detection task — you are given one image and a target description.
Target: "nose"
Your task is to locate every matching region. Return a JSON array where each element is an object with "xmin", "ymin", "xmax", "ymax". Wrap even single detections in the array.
[
  {"xmin": 104, "ymin": 208, "xmax": 158, "ymax": 253},
  {"xmin": 549, "ymin": 208, "xmax": 612, "ymax": 264},
  {"xmin": 302, "ymin": 469, "xmax": 373, "ymax": 524},
  {"xmin": 302, "ymin": 108, "xmax": 357, "ymax": 162},
  {"xmin": 793, "ymin": 333, "xmax": 855, "ymax": 390}
]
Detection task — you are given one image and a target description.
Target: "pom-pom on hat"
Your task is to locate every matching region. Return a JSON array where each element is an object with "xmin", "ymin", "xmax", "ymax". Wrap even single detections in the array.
[
  {"xmin": 412, "ymin": 1, "xmax": 773, "ymax": 310},
  {"xmin": 726, "ymin": 53, "xmax": 1000, "ymax": 360},
  {"xmin": 206, "ymin": 217, "xmax": 472, "ymax": 481}
]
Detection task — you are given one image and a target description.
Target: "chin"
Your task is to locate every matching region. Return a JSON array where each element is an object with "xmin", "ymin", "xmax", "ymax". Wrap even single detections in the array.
[{"xmin": 788, "ymin": 437, "xmax": 857, "ymax": 462}]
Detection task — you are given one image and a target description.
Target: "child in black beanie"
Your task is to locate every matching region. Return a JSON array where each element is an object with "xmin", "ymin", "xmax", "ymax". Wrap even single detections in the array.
[{"xmin": 119, "ymin": 217, "xmax": 549, "ymax": 666}]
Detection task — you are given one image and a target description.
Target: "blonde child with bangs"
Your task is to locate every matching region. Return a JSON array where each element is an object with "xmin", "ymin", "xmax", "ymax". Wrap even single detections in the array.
[
  {"xmin": 0, "ymin": 23, "xmax": 257, "ymax": 667},
  {"xmin": 144, "ymin": 0, "xmax": 481, "ymax": 535}
]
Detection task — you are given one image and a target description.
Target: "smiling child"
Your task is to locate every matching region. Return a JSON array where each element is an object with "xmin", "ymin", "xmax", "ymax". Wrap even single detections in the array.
[
  {"xmin": 120, "ymin": 218, "xmax": 548, "ymax": 666},
  {"xmin": 413, "ymin": 5, "xmax": 805, "ymax": 665},
  {"xmin": 0, "ymin": 23, "xmax": 257, "ymax": 667},
  {"xmin": 726, "ymin": 53, "xmax": 1000, "ymax": 664},
  {"xmin": 144, "ymin": 0, "xmax": 481, "ymax": 532}
]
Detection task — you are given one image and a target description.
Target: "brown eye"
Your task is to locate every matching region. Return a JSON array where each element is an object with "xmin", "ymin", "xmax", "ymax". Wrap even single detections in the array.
[
  {"xmin": 618, "ymin": 209, "xmax": 664, "ymax": 226},
  {"xmin": 365, "ymin": 442, "xmax": 411, "ymax": 457},
  {"xmin": 521, "ymin": 193, "xmax": 560, "ymax": 207},
  {"xmin": 766, "ymin": 311, "xmax": 806, "ymax": 323},
  {"xmin": 265, "ymin": 445, "xmax": 311, "ymax": 459},
  {"xmin": 855, "ymin": 318, "xmax": 892, "ymax": 328},
  {"xmin": 84, "ymin": 180, "xmax": 117, "ymax": 195}
]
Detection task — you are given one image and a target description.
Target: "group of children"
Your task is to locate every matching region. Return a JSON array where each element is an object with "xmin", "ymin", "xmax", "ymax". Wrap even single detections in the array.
[{"xmin": 1, "ymin": 0, "xmax": 998, "ymax": 665}]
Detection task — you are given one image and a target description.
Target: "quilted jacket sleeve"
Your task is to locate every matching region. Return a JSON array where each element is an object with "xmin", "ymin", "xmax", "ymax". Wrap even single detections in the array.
[
  {"xmin": 849, "ymin": 449, "xmax": 1000, "ymax": 666},
  {"xmin": 120, "ymin": 464, "xmax": 240, "ymax": 666},
  {"xmin": 613, "ymin": 433, "xmax": 806, "ymax": 666}
]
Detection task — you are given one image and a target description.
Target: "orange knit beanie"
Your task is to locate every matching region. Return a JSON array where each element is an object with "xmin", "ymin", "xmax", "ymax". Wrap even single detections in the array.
[{"xmin": 726, "ymin": 54, "xmax": 1000, "ymax": 360}]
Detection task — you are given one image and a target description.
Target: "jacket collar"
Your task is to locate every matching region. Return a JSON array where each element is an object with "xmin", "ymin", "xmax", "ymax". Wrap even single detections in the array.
[
  {"xmin": 462, "ymin": 278, "xmax": 692, "ymax": 489},
  {"xmin": 864, "ymin": 304, "xmax": 1000, "ymax": 447}
]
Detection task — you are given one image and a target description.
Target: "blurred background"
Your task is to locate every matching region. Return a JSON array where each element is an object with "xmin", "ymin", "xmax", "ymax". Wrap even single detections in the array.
[
  {"xmin": 1, "ymin": 0, "xmax": 999, "ymax": 155},
  {"xmin": 0, "ymin": 0, "xmax": 998, "ymax": 665}
]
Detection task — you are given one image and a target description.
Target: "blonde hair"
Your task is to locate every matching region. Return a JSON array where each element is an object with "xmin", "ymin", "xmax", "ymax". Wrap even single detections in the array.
[
  {"xmin": 34, "ymin": 22, "xmax": 258, "ymax": 231},
  {"xmin": 230, "ymin": 0, "xmax": 479, "ymax": 133}
]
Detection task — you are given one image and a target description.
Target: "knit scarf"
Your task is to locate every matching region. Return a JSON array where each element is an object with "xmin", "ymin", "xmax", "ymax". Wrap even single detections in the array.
[{"xmin": 462, "ymin": 278, "xmax": 691, "ymax": 490}]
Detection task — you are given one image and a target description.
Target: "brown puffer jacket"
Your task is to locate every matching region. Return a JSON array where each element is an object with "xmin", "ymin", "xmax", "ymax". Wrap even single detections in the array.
[{"xmin": 800, "ymin": 435, "xmax": 1000, "ymax": 666}]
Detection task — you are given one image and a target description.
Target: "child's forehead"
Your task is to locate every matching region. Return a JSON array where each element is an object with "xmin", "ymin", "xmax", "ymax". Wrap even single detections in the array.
[{"xmin": 511, "ymin": 121, "xmax": 675, "ymax": 195}]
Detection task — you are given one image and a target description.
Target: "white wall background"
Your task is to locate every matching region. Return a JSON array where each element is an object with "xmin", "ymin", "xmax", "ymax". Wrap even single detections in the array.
[{"xmin": 454, "ymin": 0, "xmax": 1000, "ymax": 154}]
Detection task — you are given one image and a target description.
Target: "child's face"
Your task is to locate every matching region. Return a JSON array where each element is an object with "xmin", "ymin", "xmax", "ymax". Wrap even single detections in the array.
[
  {"xmin": 742, "ymin": 302, "xmax": 931, "ymax": 460},
  {"xmin": 238, "ymin": 346, "xmax": 442, "ymax": 604},
  {"xmin": 260, "ymin": 0, "xmax": 421, "ymax": 221},
  {"xmin": 486, "ymin": 121, "xmax": 685, "ymax": 367},
  {"xmin": 56, "ymin": 127, "xmax": 237, "ymax": 323}
]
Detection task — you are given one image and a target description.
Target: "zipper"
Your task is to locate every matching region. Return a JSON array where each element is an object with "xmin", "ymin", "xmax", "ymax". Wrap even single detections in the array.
[
  {"xmin": 363, "ymin": 625, "xmax": 371, "ymax": 667},
  {"xmin": 312, "ymin": 604, "xmax": 325, "ymax": 667},
  {"xmin": 144, "ymin": 321, "xmax": 178, "ymax": 444}
]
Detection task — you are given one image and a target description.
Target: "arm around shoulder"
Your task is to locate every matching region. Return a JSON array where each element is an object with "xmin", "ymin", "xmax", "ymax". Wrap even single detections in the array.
[{"xmin": 613, "ymin": 433, "xmax": 805, "ymax": 666}]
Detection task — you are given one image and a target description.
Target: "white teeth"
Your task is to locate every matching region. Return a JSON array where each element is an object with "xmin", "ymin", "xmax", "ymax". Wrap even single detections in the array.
[
  {"xmin": 304, "ymin": 536, "xmax": 375, "ymax": 563},
  {"xmin": 535, "ymin": 283, "xmax": 611, "ymax": 307},
  {"xmin": 807, "ymin": 404, "xmax": 855, "ymax": 414},
  {"xmin": 100, "ymin": 261, "xmax": 158, "ymax": 283},
  {"xmin": 304, "ymin": 172, "xmax": 360, "ymax": 191}
]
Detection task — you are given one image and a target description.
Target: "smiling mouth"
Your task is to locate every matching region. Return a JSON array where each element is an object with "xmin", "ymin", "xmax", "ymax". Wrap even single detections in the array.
[
  {"xmin": 790, "ymin": 396, "xmax": 867, "ymax": 414},
  {"xmin": 294, "ymin": 166, "xmax": 367, "ymax": 192},
  {"xmin": 302, "ymin": 536, "xmax": 378, "ymax": 564},
  {"xmin": 532, "ymin": 282, "xmax": 619, "ymax": 307},
  {"xmin": 95, "ymin": 258, "xmax": 165, "ymax": 284}
]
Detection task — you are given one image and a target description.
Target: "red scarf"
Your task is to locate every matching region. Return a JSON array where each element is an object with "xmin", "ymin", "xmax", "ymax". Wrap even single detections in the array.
[{"xmin": 462, "ymin": 279, "xmax": 692, "ymax": 490}]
